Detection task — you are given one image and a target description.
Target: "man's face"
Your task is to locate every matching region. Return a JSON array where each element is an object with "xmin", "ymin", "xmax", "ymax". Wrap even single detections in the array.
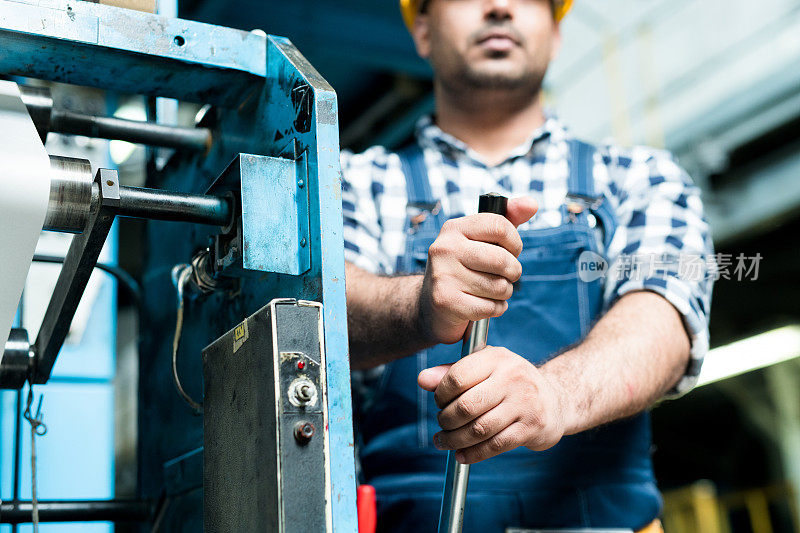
[{"xmin": 413, "ymin": 0, "xmax": 561, "ymax": 92}]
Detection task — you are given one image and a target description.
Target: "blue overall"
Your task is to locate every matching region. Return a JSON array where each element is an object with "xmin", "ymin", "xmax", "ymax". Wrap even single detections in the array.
[{"xmin": 355, "ymin": 140, "xmax": 661, "ymax": 532}]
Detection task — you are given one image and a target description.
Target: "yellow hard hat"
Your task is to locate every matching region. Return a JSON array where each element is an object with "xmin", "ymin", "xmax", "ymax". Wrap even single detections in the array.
[{"xmin": 400, "ymin": 0, "xmax": 573, "ymax": 31}]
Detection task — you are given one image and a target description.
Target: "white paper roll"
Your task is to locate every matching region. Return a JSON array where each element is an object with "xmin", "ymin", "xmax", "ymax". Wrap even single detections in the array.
[{"xmin": 0, "ymin": 81, "xmax": 52, "ymax": 361}]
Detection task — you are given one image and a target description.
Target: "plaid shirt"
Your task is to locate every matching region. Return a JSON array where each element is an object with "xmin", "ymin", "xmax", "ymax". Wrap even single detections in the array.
[{"xmin": 341, "ymin": 115, "xmax": 714, "ymax": 395}]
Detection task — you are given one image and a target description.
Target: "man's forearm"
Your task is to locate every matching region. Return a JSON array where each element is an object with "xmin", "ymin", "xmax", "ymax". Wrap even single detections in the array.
[
  {"xmin": 540, "ymin": 290, "xmax": 691, "ymax": 435},
  {"xmin": 346, "ymin": 262, "xmax": 432, "ymax": 369}
]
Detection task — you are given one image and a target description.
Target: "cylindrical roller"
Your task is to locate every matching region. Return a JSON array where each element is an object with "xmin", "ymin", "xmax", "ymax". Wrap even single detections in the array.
[
  {"xmin": 42, "ymin": 156, "xmax": 232, "ymax": 231},
  {"xmin": 43, "ymin": 156, "xmax": 94, "ymax": 233},
  {"xmin": 117, "ymin": 186, "xmax": 232, "ymax": 226},
  {"xmin": 50, "ymin": 109, "xmax": 212, "ymax": 152},
  {"xmin": 18, "ymin": 83, "xmax": 212, "ymax": 151},
  {"xmin": 0, "ymin": 328, "xmax": 32, "ymax": 390}
]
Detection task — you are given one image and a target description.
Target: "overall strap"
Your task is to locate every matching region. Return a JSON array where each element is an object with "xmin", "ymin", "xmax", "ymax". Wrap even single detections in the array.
[
  {"xmin": 567, "ymin": 139, "xmax": 597, "ymax": 197},
  {"xmin": 397, "ymin": 143, "xmax": 445, "ymax": 228},
  {"xmin": 398, "ymin": 143, "xmax": 434, "ymax": 205},
  {"xmin": 566, "ymin": 139, "xmax": 618, "ymax": 250}
]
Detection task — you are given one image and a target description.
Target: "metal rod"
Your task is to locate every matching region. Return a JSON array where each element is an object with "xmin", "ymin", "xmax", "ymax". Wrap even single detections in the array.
[
  {"xmin": 11, "ymin": 389, "xmax": 22, "ymax": 533},
  {"xmin": 437, "ymin": 320, "xmax": 489, "ymax": 533},
  {"xmin": 117, "ymin": 185, "xmax": 232, "ymax": 226},
  {"xmin": 438, "ymin": 193, "xmax": 507, "ymax": 533},
  {"xmin": 11, "ymin": 296, "xmax": 24, "ymax": 533},
  {"xmin": 43, "ymin": 156, "xmax": 233, "ymax": 232},
  {"xmin": 0, "ymin": 500, "xmax": 154, "ymax": 524},
  {"xmin": 50, "ymin": 109, "xmax": 211, "ymax": 152}
]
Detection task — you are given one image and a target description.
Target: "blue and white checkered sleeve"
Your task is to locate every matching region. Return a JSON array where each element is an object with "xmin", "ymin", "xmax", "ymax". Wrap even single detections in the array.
[
  {"xmin": 603, "ymin": 147, "xmax": 714, "ymax": 397},
  {"xmin": 340, "ymin": 148, "xmax": 392, "ymax": 275}
]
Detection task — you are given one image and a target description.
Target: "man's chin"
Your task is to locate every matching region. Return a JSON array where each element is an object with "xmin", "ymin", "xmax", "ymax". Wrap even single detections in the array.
[{"xmin": 461, "ymin": 66, "xmax": 533, "ymax": 90}]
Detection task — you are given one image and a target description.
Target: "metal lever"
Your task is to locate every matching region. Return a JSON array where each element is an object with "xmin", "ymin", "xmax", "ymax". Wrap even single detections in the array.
[{"xmin": 437, "ymin": 193, "xmax": 508, "ymax": 533}]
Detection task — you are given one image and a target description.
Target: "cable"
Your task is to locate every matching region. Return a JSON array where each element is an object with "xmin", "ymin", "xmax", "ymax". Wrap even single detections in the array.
[
  {"xmin": 23, "ymin": 386, "xmax": 46, "ymax": 533},
  {"xmin": 31, "ymin": 254, "xmax": 141, "ymax": 309},
  {"xmin": 171, "ymin": 265, "xmax": 202, "ymax": 414}
]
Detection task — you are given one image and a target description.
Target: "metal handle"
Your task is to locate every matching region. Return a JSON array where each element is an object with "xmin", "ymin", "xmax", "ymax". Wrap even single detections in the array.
[{"xmin": 437, "ymin": 193, "xmax": 508, "ymax": 533}]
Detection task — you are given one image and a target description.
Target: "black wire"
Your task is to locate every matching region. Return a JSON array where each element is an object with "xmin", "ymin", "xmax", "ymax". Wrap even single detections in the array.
[{"xmin": 31, "ymin": 254, "xmax": 141, "ymax": 310}]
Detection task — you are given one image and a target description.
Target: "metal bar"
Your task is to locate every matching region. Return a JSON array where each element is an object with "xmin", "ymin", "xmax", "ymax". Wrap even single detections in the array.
[
  {"xmin": 0, "ymin": 0, "xmax": 266, "ymax": 107},
  {"xmin": 117, "ymin": 186, "xmax": 231, "ymax": 227},
  {"xmin": 0, "ymin": 500, "xmax": 154, "ymax": 524},
  {"xmin": 11, "ymin": 296, "xmax": 23, "ymax": 533},
  {"xmin": 437, "ymin": 319, "xmax": 489, "ymax": 533},
  {"xmin": 438, "ymin": 194, "xmax": 507, "ymax": 533},
  {"xmin": 50, "ymin": 109, "xmax": 211, "ymax": 152},
  {"xmin": 42, "ymin": 157, "xmax": 232, "ymax": 232},
  {"xmin": 32, "ymin": 170, "xmax": 119, "ymax": 384},
  {"xmin": 11, "ymin": 389, "xmax": 21, "ymax": 533}
]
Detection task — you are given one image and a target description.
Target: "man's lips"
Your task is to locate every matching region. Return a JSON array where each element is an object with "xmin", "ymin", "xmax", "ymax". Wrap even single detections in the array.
[
  {"xmin": 477, "ymin": 29, "xmax": 520, "ymax": 43},
  {"xmin": 475, "ymin": 31, "xmax": 520, "ymax": 51},
  {"xmin": 477, "ymin": 35, "xmax": 518, "ymax": 51}
]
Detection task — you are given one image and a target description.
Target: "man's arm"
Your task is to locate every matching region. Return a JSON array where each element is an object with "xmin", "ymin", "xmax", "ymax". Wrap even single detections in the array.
[
  {"xmin": 542, "ymin": 290, "xmax": 690, "ymax": 432},
  {"xmin": 418, "ymin": 290, "xmax": 690, "ymax": 464},
  {"xmin": 346, "ymin": 198, "xmax": 538, "ymax": 370},
  {"xmin": 345, "ymin": 263, "xmax": 426, "ymax": 369}
]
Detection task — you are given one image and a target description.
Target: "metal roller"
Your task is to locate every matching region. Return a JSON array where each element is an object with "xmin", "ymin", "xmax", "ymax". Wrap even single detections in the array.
[
  {"xmin": 19, "ymin": 84, "xmax": 212, "ymax": 152},
  {"xmin": 50, "ymin": 109, "xmax": 212, "ymax": 152},
  {"xmin": 44, "ymin": 156, "xmax": 95, "ymax": 234},
  {"xmin": 0, "ymin": 328, "xmax": 32, "ymax": 389},
  {"xmin": 42, "ymin": 156, "xmax": 232, "ymax": 233}
]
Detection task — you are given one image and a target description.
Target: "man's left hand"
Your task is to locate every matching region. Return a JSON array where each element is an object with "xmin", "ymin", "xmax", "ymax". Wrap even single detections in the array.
[{"xmin": 418, "ymin": 346, "xmax": 570, "ymax": 464}]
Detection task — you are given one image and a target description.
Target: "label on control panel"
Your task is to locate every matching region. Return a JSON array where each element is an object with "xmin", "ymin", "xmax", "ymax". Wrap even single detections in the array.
[{"xmin": 232, "ymin": 319, "xmax": 249, "ymax": 353}]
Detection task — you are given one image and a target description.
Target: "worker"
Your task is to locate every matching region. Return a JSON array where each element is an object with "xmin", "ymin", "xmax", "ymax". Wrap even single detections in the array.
[{"xmin": 341, "ymin": 0, "xmax": 714, "ymax": 531}]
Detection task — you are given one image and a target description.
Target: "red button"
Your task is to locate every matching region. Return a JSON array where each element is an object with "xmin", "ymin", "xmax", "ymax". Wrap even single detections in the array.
[{"xmin": 297, "ymin": 361, "xmax": 305, "ymax": 370}]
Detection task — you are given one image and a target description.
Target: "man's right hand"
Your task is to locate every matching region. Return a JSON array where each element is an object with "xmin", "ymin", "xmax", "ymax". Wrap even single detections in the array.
[{"xmin": 418, "ymin": 196, "xmax": 538, "ymax": 344}]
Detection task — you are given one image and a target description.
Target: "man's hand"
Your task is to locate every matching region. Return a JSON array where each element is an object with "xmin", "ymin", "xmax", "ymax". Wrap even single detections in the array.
[
  {"xmin": 418, "ymin": 197, "xmax": 537, "ymax": 344},
  {"xmin": 417, "ymin": 346, "xmax": 570, "ymax": 464}
]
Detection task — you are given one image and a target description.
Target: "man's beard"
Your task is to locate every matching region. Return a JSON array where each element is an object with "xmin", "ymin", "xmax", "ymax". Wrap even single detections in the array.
[
  {"xmin": 460, "ymin": 59, "xmax": 544, "ymax": 92},
  {"xmin": 438, "ymin": 53, "xmax": 546, "ymax": 94}
]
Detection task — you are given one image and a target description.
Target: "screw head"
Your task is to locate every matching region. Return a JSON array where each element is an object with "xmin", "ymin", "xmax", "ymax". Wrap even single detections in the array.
[
  {"xmin": 294, "ymin": 421, "xmax": 315, "ymax": 444},
  {"xmin": 300, "ymin": 238, "xmax": 307, "ymax": 247}
]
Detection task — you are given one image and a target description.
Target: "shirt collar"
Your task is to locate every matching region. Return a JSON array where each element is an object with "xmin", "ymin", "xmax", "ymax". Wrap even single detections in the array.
[{"xmin": 413, "ymin": 113, "xmax": 568, "ymax": 166}]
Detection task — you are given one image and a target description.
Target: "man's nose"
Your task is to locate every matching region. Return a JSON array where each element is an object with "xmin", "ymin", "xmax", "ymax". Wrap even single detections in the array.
[{"xmin": 484, "ymin": 0, "xmax": 513, "ymax": 21}]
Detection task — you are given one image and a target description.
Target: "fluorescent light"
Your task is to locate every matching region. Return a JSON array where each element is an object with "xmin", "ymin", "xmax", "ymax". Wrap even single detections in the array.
[{"xmin": 696, "ymin": 325, "xmax": 800, "ymax": 387}]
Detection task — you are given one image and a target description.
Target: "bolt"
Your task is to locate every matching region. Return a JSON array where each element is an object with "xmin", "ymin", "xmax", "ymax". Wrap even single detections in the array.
[
  {"xmin": 297, "ymin": 384, "xmax": 313, "ymax": 402},
  {"xmin": 298, "ymin": 179, "xmax": 305, "ymax": 189},
  {"xmin": 294, "ymin": 421, "xmax": 315, "ymax": 445},
  {"xmin": 300, "ymin": 238, "xmax": 307, "ymax": 247}
]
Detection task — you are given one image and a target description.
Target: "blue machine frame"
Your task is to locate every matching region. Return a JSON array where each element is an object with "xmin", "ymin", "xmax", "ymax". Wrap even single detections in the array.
[{"xmin": 0, "ymin": 1, "xmax": 357, "ymax": 530}]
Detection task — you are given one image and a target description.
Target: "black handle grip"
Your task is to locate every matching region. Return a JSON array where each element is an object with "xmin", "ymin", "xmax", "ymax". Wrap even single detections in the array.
[{"xmin": 478, "ymin": 193, "xmax": 508, "ymax": 215}]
